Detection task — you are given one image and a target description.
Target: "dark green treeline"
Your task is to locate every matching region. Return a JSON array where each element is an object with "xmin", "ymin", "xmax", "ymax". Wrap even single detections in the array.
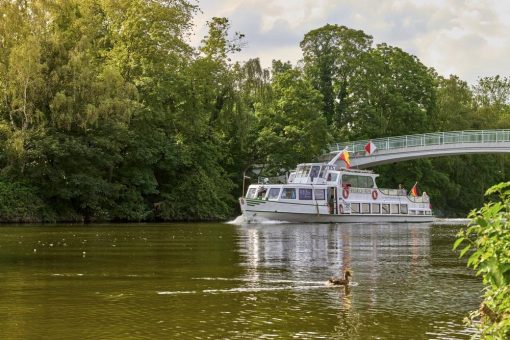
[{"xmin": 0, "ymin": 1, "xmax": 509, "ymax": 222}]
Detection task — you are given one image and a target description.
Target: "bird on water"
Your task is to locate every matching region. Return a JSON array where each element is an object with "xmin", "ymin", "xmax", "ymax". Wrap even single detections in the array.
[{"xmin": 329, "ymin": 270, "xmax": 352, "ymax": 286}]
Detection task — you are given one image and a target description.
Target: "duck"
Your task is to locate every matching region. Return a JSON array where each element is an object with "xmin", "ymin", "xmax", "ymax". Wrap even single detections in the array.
[{"xmin": 329, "ymin": 270, "xmax": 352, "ymax": 286}]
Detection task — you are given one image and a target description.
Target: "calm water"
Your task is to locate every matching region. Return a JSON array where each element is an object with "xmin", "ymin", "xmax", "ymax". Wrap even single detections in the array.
[{"xmin": 0, "ymin": 222, "xmax": 481, "ymax": 339}]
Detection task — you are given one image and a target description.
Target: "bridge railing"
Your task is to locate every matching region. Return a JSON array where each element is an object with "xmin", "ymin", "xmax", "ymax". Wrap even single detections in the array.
[{"xmin": 328, "ymin": 129, "xmax": 510, "ymax": 154}]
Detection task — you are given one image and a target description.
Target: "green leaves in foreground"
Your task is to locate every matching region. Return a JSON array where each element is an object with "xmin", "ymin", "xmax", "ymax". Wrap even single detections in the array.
[{"xmin": 454, "ymin": 182, "xmax": 510, "ymax": 338}]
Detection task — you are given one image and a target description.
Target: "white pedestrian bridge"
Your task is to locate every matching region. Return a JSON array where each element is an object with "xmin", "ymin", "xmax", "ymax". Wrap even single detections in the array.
[{"xmin": 325, "ymin": 129, "xmax": 510, "ymax": 169}]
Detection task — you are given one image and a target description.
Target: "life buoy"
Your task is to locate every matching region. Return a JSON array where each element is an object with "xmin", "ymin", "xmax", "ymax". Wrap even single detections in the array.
[
  {"xmin": 371, "ymin": 190, "xmax": 378, "ymax": 200},
  {"xmin": 342, "ymin": 187, "xmax": 349, "ymax": 199},
  {"xmin": 339, "ymin": 204, "xmax": 344, "ymax": 214}
]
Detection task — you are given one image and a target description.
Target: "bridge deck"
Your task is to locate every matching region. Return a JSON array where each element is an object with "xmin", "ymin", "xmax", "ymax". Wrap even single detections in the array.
[{"xmin": 325, "ymin": 129, "xmax": 510, "ymax": 169}]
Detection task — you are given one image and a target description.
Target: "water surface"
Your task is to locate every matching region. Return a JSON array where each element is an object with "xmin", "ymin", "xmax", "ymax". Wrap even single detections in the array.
[{"xmin": 0, "ymin": 222, "xmax": 481, "ymax": 339}]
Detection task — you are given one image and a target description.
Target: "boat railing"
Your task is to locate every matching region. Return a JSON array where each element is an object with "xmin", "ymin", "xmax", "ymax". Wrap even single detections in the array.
[
  {"xmin": 378, "ymin": 188, "xmax": 408, "ymax": 196},
  {"xmin": 408, "ymin": 195, "xmax": 430, "ymax": 203},
  {"xmin": 257, "ymin": 176, "xmax": 287, "ymax": 184}
]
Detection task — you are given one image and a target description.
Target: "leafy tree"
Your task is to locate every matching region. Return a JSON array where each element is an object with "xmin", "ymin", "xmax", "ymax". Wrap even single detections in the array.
[
  {"xmin": 154, "ymin": 16, "xmax": 246, "ymax": 219},
  {"xmin": 255, "ymin": 66, "xmax": 330, "ymax": 174},
  {"xmin": 472, "ymin": 75, "xmax": 510, "ymax": 128},
  {"xmin": 300, "ymin": 24, "xmax": 372, "ymax": 127},
  {"xmin": 435, "ymin": 75, "xmax": 473, "ymax": 131},
  {"xmin": 345, "ymin": 44, "xmax": 437, "ymax": 139}
]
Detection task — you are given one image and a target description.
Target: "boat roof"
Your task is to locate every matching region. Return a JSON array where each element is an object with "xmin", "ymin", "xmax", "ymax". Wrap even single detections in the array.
[{"xmin": 294, "ymin": 162, "xmax": 374, "ymax": 174}]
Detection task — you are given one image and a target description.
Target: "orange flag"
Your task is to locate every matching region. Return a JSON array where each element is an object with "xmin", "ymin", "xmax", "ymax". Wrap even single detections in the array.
[
  {"xmin": 339, "ymin": 149, "xmax": 351, "ymax": 169},
  {"xmin": 410, "ymin": 182, "xmax": 418, "ymax": 197}
]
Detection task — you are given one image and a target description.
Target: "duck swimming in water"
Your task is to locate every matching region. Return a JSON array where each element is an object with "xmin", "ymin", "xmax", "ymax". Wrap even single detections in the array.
[{"xmin": 329, "ymin": 270, "xmax": 352, "ymax": 286}]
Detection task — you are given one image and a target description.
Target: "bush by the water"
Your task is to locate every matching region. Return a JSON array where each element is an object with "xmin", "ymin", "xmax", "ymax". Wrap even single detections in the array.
[
  {"xmin": 454, "ymin": 182, "xmax": 510, "ymax": 338},
  {"xmin": 0, "ymin": 180, "xmax": 50, "ymax": 223}
]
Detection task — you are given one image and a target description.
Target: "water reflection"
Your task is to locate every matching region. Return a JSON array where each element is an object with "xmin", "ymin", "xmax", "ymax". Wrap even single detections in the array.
[
  {"xmin": 238, "ymin": 223, "xmax": 430, "ymax": 279},
  {"xmin": 236, "ymin": 223, "xmax": 479, "ymax": 339}
]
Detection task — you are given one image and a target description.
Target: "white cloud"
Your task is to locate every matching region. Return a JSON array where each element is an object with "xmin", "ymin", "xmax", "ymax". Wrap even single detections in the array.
[{"xmin": 191, "ymin": 0, "xmax": 510, "ymax": 83}]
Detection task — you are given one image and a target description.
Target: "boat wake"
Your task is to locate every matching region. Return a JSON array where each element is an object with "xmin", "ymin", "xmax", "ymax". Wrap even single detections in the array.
[
  {"xmin": 433, "ymin": 218, "xmax": 470, "ymax": 226},
  {"xmin": 192, "ymin": 277, "xmax": 325, "ymax": 285},
  {"xmin": 226, "ymin": 215, "xmax": 291, "ymax": 225},
  {"xmin": 225, "ymin": 215, "xmax": 246, "ymax": 225},
  {"xmin": 158, "ymin": 285, "xmax": 327, "ymax": 295},
  {"xmin": 157, "ymin": 277, "xmax": 357, "ymax": 295}
]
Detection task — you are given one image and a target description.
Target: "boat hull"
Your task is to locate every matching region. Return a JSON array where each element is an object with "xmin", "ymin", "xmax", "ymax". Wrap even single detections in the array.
[
  {"xmin": 239, "ymin": 198, "xmax": 434, "ymax": 223},
  {"xmin": 241, "ymin": 209, "xmax": 434, "ymax": 223}
]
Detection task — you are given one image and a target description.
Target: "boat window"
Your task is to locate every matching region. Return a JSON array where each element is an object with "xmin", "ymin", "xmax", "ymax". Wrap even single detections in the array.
[
  {"xmin": 281, "ymin": 188, "xmax": 296, "ymax": 199},
  {"xmin": 362, "ymin": 203, "xmax": 370, "ymax": 214},
  {"xmin": 299, "ymin": 188, "xmax": 313, "ymax": 200},
  {"xmin": 327, "ymin": 173, "xmax": 338, "ymax": 182},
  {"xmin": 295, "ymin": 166, "xmax": 304, "ymax": 177},
  {"xmin": 314, "ymin": 189, "xmax": 325, "ymax": 200},
  {"xmin": 391, "ymin": 204, "xmax": 399, "ymax": 214},
  {"xmin": 309, "ymin": 166, "xmax": 320, "ymax": 180},
  {"xmin": 257, "ymin": 188, "xmax": 267, "ymax": 199},
  {"xmin": 400, "ymin": 204, "xmax": 408, "ymax": 214},
  {"xmin": 268, "ymin": 188, "xmax": 281, "ymax": 200},
  {"xmin": 351, "ymin": 203, "xmax": 360, "ymax": 213},
  {"xmin": 372, "ymin": 203, "xmax": 381, "ymax": 214},
  {"xmin": 341, "ymin": 175, "xmax": 374, "ymax": 188},
  {"xmin": 318, "ymin": 166, "xmax": 325, "ymax": 178},
  {"xmin": 302, "ymin": 165, "xmax": 311, "ymax": 178},
  {"xmin": 297, "ymin": 165, "xmax": 310, "ymax": 178},
  {"xmin": 246, "ymin": 188, "xmax": 257, "ymax": 199},
  {"xmin": 382, "ymin": 204, "xmax": 390, "ymax": 214}
]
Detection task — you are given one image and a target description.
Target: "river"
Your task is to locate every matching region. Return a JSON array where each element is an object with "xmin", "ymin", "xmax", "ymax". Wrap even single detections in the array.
[{"xmin": 0, "ymin": 222, "xmax": 481, "ymax": 339}]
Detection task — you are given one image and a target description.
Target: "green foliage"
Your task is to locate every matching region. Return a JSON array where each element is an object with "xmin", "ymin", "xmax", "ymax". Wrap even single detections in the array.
[
  {"xmin": 343, "ymin": 43, "xmax": 437, "ymax": 139},
  {"xmin": 300, "ymin": 24, "xmax": 373, "ymax": 127},
  {"xmin": 435, "ymin": 75, "xmax": 473, "ymax": 131},
  {"xmin": 454, "ymin": 182, "xmax": 510, "ymax": 338},
  {"xmin": 0, "ymin": 179, "xmax": 51, "ymax": 222},
  {"xmin": 255, "ymin": 67, "xmax": 330, "ymax": 174}
]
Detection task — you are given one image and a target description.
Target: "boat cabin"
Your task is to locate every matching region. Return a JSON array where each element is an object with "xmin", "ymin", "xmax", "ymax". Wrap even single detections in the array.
[
  {"xmin": 287, "ymin": 162, "xmax": 378, "ymax": 188},
  {"xmin": 245, "ymin": 162, "xmax": 380, "ymax": 202}
]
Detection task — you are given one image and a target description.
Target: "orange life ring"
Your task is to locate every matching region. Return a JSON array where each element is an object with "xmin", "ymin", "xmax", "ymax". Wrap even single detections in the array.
[
  {"xmin": 339, "ymin": 204, "xmax": 344, "ymax": 214},
  {"xmin": 342, "ymin": 187, "xmax": 349, "ymax": 199},
  {"xmin": 371, "ymin": 190, "xmax": 378, "ymax": 200}
]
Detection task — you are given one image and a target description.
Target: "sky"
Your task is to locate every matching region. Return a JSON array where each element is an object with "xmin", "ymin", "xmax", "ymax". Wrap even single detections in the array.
[{"xmin": 191, "ymin": 0, "xmax": 510, "ymax": 84}]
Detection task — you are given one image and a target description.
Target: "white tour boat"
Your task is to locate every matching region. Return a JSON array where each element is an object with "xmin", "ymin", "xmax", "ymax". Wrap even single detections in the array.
[{"xmin": 239, "ymin": 153, "xmax": 433, "ymax": 223}]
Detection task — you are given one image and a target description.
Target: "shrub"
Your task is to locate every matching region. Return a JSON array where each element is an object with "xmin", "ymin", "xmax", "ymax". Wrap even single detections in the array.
[
  {"xmin": 454, "ymin": 182, "xmax": 510, "ymax": 338},
  {"xmin": 0, "ymin": 180, "xmax": 51, "ymax": 222}
]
